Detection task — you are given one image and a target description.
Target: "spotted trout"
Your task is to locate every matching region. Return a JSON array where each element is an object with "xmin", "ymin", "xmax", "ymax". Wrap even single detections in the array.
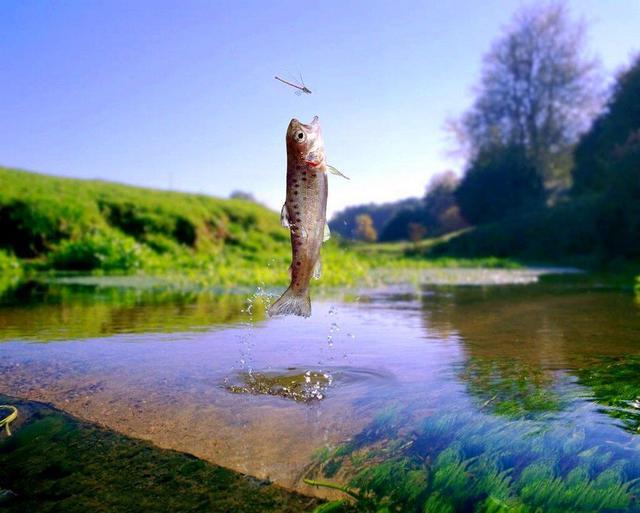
[{"xmin": 268, "ymin": 116, "xmax": 331, "ymax": 318}]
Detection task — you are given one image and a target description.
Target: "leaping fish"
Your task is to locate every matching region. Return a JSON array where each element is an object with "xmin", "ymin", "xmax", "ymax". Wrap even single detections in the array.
[{"xmin": 269, "ymin": 116, "xmax": 346, "ymax": 318}]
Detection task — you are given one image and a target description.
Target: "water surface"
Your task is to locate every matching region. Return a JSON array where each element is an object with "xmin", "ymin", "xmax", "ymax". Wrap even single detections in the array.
[{"xmin": 1, "ymin": 270, "xmax": 640, "ymax": 509}]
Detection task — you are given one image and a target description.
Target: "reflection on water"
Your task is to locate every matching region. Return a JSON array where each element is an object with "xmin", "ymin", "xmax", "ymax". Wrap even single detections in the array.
[
  {"xmin": 1, "ymin": 271, "xmax": 640, "ymax": 508},
  {"xmin": 0, "ymin": 280, "xmax": 258, "ymax": 341}
]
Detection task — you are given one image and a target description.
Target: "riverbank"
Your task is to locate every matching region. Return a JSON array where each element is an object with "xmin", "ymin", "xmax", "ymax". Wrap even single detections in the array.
[
  {"xmin": 0, "ymin": 167, "xmax": 521, "ymax": 292},
  {"xmin": 2, "ymin": 166, "xmax": 636, "ymax": 294}
]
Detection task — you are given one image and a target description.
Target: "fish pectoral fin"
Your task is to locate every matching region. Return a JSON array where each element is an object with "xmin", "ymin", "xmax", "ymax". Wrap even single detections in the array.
[
  {"xmin": 312, "ymin": 258, "xmax": 322, "ymax": 280},
  {"xmin": 280, "ymin": 203, "xmax": 290, "ymax": 228},
  {"xmin": 327, "ymin": 164, "xmax": 350, "ymax": 180},
  {"xmin": 323, "ymin": 223, "xmax": 331, "ymax": 242}
]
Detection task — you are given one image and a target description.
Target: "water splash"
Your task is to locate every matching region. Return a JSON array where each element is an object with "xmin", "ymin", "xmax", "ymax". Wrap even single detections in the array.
[
  {"xmin": 227, "ymin": 368, "xmax": 334, "ymax": 402},
  {"xmin": 236, "ymin": 285, "xmax": 273, "ymax": 378}
]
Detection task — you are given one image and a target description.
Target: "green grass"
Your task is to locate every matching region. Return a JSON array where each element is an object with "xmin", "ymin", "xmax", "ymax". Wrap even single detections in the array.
[
  {"xmin": 0, "ymin": 250, "xmax": 23, "ymax": 296},
  {"xmin": 0, "ymin": 167, "xmax": 519, "ymax": 291}
]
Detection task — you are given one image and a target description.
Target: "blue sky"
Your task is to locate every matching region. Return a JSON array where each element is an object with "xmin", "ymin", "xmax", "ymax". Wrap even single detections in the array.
[{"xmin": 1, "ymin": 1, "xmax": 639, "ymax": 216}]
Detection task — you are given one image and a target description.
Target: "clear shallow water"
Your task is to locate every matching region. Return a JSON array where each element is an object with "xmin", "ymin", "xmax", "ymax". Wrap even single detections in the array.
[{"xmin": 1, "ymin": 270, "xmax": 640, "ymax": 509}]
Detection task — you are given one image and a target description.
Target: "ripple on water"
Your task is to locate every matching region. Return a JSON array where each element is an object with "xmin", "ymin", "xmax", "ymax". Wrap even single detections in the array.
[{"xmin": 224, "ymin": 366, "xmax": 395, "ymax": 403}]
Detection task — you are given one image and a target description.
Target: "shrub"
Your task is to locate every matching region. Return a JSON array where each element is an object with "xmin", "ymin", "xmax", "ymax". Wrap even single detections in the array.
[
  {"xmin": 48, "ymin": 232, "xmax": 148, "ymax": 271},
  {"xmin": 0, "ymin": 250, "xmax": 23, "ymax": 296}
]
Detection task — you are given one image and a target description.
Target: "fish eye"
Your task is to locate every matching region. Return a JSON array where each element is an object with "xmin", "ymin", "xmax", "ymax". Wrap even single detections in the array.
[{"xmin": 295, "ymin": 131, "xmax": 306, "ymax": 142}]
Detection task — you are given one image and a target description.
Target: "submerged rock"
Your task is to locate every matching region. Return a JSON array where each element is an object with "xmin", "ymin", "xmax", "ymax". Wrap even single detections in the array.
[{"xmin": 226, "ymin": 370, "xmax": 333, "ymax": 402}]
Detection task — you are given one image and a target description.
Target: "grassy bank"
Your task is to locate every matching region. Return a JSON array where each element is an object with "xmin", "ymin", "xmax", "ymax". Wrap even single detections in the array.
[
  {"xmin": 0, "ymin": 166, "xmax": 291, "ymax": 283},
  {"xmin": 0, "ymin": 396, "xmax": 318, "ymax": 512},
  {"xmin": 405, "ymin": 196, "xmax": 640, "ymax": 292},
  {"xmin": 0, "ymin": 167, "xmax": 518, "ymax": 291}
]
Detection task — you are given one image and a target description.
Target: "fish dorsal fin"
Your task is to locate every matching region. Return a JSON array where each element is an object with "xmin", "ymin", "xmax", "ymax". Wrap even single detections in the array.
[
  {"xmin": 280, "ymin": 203, "xmax": 290, "ymax": 228},
  {"xmin": 323, "ymin": 223, "xmax": 331, "ymax": 242},
  {"xmin": 327, "ymin": 165, "xmax": 350, "ymax": 180}
]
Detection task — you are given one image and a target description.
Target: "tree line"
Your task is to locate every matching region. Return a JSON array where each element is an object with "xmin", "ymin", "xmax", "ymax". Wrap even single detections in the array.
[{"xmin": 331, "ymin": 3, "xmax": 639, "ymax": 262}]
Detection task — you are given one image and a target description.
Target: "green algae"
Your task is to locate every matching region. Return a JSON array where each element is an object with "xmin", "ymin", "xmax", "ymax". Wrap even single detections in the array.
[{"xmin": 0, "ymin": 396, "xmax": 319, "ymax": 513}]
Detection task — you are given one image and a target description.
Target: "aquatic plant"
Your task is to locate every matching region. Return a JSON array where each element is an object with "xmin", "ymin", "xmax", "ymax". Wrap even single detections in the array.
[
  {"xmin": 574, "ymin": 355, "xmax": 640, "ymax": 433},
  {"xmin": 459, "ymin": 358, "xmax": 564, "ymax": 419},
  {"xmin": 305, "ymin": 407, "xmax": 640, "ymax": 513}
]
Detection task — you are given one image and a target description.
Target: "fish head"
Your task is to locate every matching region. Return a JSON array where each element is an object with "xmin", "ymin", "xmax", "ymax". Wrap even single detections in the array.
[{"xmin": 287, "ymin": 116, "xmax": 325, "ymax": 167}]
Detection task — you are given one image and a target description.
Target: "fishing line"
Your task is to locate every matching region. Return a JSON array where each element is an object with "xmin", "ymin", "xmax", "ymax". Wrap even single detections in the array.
[{"xmin": 0, "ymin": 405, "xmax": 18, "ymax": 436}]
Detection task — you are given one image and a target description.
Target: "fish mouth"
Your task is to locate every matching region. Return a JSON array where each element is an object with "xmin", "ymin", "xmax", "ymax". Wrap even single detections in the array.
[{"xmin": 289, "ymin": 116, "xmax": 320, "ymax": 132}]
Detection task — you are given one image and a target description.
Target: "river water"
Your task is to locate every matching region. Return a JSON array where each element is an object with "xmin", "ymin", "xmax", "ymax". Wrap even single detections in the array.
[{"xmin": 1, "ymin": 270, "xmax": 640, "ymax": 510}]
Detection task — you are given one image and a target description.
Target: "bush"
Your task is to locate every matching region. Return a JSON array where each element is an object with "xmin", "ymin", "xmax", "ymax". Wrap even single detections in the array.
[
  {"xmin": 0, "ymin": 250, "xmax": 23, "ymax": 296},
  {"xmin": 0, "ymin": 250, "xmax": 22, "ymax": 273},
  {"xmin": 48, "ymin": 232, "xmax": 148, "ymax": 271}
]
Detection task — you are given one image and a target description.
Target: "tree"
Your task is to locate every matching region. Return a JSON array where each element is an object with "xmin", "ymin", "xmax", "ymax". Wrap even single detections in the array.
[
  {"xmin": 572, "ymin": 55, "xmax": 640, "ymax": 195},
  {"xmin": 423, "ymin": 171, "xmax": 468, "ymax": 234},
  {"xmin": 379, "ymin": 172, "xmax": 468, "ymax": 242},
  {"xmin": 571, "ymin": 55, "xmax": 640, "ymax": 258},
  {"xmin": 354, "ymin": 214, "xmax": 378, "ymax": 242},
  {"xmin": 408, "ymin": 223, "xmax": 427, "ymax": 243},
  {"xmin": 454, "ymin": 3, "xmax": 601, "ymax": 190},
  {"xmin": 379, "ymin": 208, "xmax": 424, "ymax": 242},
  {"xmin": 329, "ymin": 198, "xmax": 423, "ymax": 240},
  {"xmin": 230, "ymin": 191, "xmax": 257, "ymax": 202},
  {"xmin": 456, "ymin": 144, "xmax": 545, "ymax": 225}
]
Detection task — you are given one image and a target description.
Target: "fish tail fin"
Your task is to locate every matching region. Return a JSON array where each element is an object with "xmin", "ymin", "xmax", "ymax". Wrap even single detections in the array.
[{"xmin": 268, "ymin": 287, "xmax": 311, "ymax": 318}]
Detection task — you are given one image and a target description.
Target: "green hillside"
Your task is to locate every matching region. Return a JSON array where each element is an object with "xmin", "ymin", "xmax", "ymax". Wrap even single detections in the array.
[
  {"xmin": 0, "ymin": 166, "xmax": 286, "ymax": 258},
  {"xmin": 0, "ymin": 166, "xmax": 295, "ymax": 286},
  {"xmin": 0, "ymin": 167, "xmax": 379, "ymax": 289}
]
